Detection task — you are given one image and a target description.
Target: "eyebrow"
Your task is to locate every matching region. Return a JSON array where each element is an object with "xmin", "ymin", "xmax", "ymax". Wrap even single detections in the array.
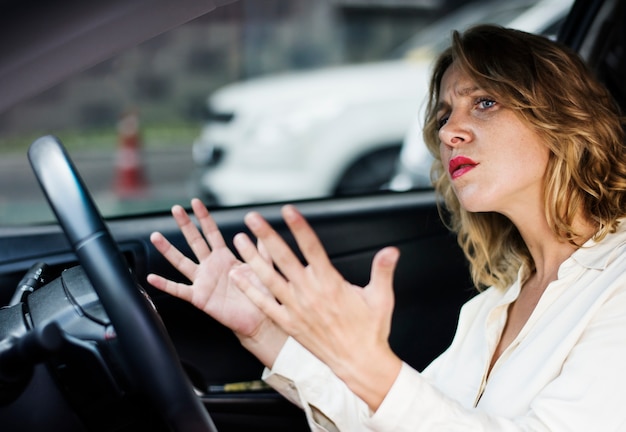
[
  {"xmin": 457, "ymin": 85, "xmax": 480, "ymax": 96},
  {"xmin": 435, "ymin": 85, "xmax": 481, "ymax": 113}
]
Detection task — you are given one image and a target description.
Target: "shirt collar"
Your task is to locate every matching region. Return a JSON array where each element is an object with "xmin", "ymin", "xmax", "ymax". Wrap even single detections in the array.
[{"xmin": 569, "ymin": 218, "xmax": 626, "ymax": 270}]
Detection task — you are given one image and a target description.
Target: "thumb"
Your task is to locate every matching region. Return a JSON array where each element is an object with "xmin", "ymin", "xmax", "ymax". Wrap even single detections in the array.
[{"xmin": 368, "ymin": 246, "xmax": 400, "ymax": 298}]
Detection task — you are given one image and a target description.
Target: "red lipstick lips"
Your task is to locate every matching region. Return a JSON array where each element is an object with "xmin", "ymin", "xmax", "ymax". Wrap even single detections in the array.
[{"xmin": 449, "ymin": 156, "xmax": 477, "ymax": 179}]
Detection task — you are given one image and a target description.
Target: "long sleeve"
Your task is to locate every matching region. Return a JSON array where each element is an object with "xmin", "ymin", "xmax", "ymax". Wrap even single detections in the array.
[
  {"xmin": 263, "ymin": 336, "xmax": 369, "ymax": 431},
  {"xmin": 263, "ymin": 223, "xmax": 626, "ymax": 431}
]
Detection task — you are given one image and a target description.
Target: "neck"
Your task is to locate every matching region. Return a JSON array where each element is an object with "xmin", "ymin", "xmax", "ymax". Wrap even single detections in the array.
[{"xmin": 515, "ymin": 214, "xmax": 595, "ymax": 284}]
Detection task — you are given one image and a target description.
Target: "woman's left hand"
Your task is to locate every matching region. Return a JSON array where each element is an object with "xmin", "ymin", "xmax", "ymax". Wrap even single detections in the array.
[{"xmin": 229, "ymin": 204, "xmax": 403, "ymax": 411}]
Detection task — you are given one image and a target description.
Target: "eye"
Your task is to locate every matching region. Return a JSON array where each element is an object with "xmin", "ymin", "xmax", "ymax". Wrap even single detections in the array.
[
  {"xmin": 476, "ymin": 97, "xmax": 497, "ymax": 109},
  {"xmin": 436, "ymin": 113, "xmax": 449, "ymax": 130}
]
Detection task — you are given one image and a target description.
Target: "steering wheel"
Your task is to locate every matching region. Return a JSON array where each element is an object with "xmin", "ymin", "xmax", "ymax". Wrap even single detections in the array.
[{"xmin": 28, "ymin": 135, "xmax": 217, "ymax": 431}]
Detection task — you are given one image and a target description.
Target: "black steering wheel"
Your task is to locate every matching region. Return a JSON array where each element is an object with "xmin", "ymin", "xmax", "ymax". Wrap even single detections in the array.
[{"xmin": 28, "ymin": 135, "xmax": 217, "ymax": 431}]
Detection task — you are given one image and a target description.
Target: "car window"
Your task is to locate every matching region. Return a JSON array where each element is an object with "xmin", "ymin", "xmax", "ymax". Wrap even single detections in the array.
[{"xmin": 0, "ymin": 0, "xmax": 571, "ymax": 225}]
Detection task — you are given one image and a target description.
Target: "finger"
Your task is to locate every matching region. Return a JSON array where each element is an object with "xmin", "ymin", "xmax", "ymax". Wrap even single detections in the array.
[
  {"xmin": 281, "ymin": 205, "xmax": 334, "ymax": 273},
  {"xmin": 230, "ymin": 263, "xmax": 271, "ymax": 296},
  {"xmin": 368, "ymin": 247, "xmax": 400, "ymax": 304},
  {"xmin": 233, "ymin": 232, "xmax": 292, "ymax": 303},
  {"xmin": 146, "ymin": 273, "xmax": 194, "ymax": 303},
  {"xmin": 243, "ymin": 211, "xmax": 308, "ymax": 285},
  {"xmin": 229, "ymin": 265, "xmax": 287, "ymax": 327},
  {"xmin": 257, "ymin": 238, "xmax": 272, "ymax": 264},
  {"xmin": 171, "ymin": 204, "xmax": 211, "ymax": 261},
  {"xmin": 150, "ymin": 231, "xmax": 200, "ymax": 282},
  {"xmin": 191, "ymin": 198, "xmax": 227, "ymax": 250}
]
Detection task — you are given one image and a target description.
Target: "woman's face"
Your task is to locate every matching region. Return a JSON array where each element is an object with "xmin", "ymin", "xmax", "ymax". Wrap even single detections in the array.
[{"xmin": 437, "ymin": 63, "xmax": 550, "ymax": 219}]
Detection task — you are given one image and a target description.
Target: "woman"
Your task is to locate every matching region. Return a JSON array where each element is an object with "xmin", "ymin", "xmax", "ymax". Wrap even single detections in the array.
[{"xmin": 148, "ymin": 25, "xmax": 626, "ymax": 430}]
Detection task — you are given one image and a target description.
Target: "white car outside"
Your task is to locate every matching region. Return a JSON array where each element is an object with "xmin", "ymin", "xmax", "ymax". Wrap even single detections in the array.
[{"xmin": 192, "ymin": 0, "xmax": 573, "ymax": 206}]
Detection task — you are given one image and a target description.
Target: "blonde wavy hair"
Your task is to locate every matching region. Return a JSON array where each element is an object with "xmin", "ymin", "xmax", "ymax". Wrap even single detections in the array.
[{"xmin": 423, "ymin": 25, "xmax": 626, "ymax": 290}]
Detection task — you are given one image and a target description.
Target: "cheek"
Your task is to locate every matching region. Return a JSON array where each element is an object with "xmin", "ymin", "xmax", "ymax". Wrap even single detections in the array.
[
  {"xmin": 507, "ymin": 130, "xmax": 550, "ymax": 174},
  {"xmin": 501, "ymin": 150, "xmax": 549, "ymax": 197},
  {"xmin": 522, "ymin": 143, "xmax": 550, "ymax": 178}
]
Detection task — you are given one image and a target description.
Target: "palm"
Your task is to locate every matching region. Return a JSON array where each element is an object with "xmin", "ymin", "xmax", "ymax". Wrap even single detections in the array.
[
  {"xmin": 190, "ymin": 247, "xmax": 266, "ymax": 337},
  {"xmin": 147, "ymin": 199, "xmax": 268, "ymax": 339}
]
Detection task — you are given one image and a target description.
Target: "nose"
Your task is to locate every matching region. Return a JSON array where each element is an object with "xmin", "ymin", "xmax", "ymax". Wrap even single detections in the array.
[{"xmin": 438, "ymin": 110, "xmax": 472, "ymax": 148}]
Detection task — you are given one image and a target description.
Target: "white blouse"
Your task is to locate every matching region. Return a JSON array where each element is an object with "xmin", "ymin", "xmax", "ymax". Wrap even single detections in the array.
[{"xmin": 263, "ymin": 221, "xmax": 626, "ymax": 431}]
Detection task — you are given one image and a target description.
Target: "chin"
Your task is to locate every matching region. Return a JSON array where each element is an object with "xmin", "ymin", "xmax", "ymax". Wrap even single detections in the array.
[{"xmin": 456, "ymin": 193, "xmax": 489, "ymax": 213}]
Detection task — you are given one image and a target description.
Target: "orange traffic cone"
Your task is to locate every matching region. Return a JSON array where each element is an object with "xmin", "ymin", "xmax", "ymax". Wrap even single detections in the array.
[{"xmin": 114, "ymin": 110, "xmax": 147, "ymax": 198}]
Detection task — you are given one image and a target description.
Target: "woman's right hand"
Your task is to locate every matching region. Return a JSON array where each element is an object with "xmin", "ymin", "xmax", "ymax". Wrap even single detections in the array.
[{"xmin": 146, "ymin": 198, "xmax": 286, "ymax": 366}]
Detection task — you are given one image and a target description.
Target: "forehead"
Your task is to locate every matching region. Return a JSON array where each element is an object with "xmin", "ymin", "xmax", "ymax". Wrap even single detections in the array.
[{"xmin": 439, "ymin": 63, "xmax": 480, "ymax": 101}]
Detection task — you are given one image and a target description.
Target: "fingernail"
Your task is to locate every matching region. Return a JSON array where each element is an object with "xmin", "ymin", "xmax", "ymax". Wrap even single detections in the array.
[
  {"xmin": 282, "ymin": 205, "xmax": 299, "ymax": 222},
  {"xmin": 228, "ymin": 268, "xmax": 240, "ymax": 281},
  {"xmin": 244, "ymin": 212, "xmax": 262, "ymax": 230},
  {"xmin": 233, "ymin": 232, "xmax": 248, "ymax": 248}
]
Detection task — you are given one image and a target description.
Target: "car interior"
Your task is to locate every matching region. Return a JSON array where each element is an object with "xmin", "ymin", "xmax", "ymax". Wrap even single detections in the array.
[{"xmin": 0, "ymin": 0, "xmax": 622, "ymax": 431}]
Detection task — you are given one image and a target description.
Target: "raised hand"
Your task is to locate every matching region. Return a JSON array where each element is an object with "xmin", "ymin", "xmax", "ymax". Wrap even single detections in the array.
[
  {"xmin": 147, "ymin": 199, "xmax": 286, "ymax": 366},
  {"xmin": 229, "ymin": 204, "xmax": 403, "ymax": 410}
]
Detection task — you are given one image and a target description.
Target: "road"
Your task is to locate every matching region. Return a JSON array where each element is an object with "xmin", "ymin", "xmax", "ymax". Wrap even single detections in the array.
[
  {"xmin": 0, "ymin": 147, "xmax": 195, "ymax": 223},
  {"xmin": 0, "ymin": 147, "xmax": 193, "ymax": 198}
]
